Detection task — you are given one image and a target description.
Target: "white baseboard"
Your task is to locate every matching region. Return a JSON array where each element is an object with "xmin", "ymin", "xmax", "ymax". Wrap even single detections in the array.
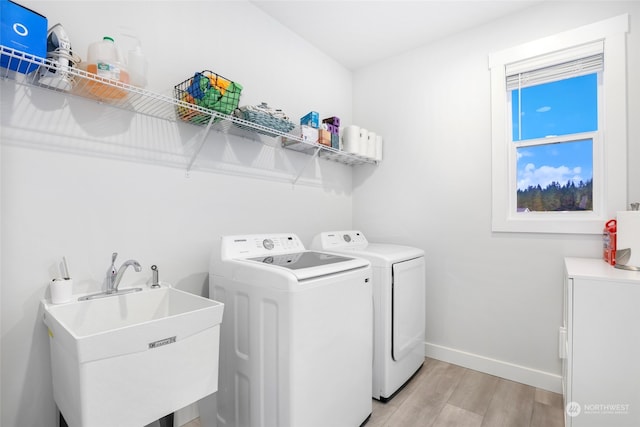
[
  {"xmin": 174, "ymin": 403, "xmax": 198, "ymax": 426},
  {"xmin": 424, "ymin": 342, "xmax": 562, "ymax": 393}
]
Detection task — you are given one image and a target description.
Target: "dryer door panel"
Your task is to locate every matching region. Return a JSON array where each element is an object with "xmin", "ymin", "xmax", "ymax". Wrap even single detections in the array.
[{"xmin": 392, "ymin": 257, "xmax": 426, "ymax": 361}]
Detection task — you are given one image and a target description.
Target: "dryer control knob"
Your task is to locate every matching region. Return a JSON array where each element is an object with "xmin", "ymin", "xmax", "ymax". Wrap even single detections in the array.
[
  {"xmin": 343, "ymin": 234, "xmax": 352, "ymax": 242},
  {"xmin": 263, "ymin": 239, "xmax": 275, "ymax": 250}
]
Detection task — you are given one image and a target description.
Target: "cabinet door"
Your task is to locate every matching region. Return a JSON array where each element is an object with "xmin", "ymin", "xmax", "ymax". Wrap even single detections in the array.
[
  {"xmin": 571, "ymin": 278, "xmax": 640, "ymax": 427},
  {"xmin": 392, "ymin": 257, "xmax": 425, "ymax": 361},
  {"xmin": 563, "ymin": 276, "xmax": 572, "ymax": 426}
]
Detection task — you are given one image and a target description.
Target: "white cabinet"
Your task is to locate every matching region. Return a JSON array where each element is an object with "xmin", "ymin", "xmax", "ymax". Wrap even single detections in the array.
[{"xmin": 562, "ymin": 257, "xmax": 640, "ymax": 427}]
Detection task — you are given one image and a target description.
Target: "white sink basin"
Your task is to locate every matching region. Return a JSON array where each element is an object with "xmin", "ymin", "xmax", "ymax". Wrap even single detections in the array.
[{"xmin": 42, "ymin": 286, "xmax": 224, "ymax": 427}]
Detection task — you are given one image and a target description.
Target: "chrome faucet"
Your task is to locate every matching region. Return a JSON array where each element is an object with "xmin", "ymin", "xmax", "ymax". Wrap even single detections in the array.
[
  {"xmin": 106, "ymin": 252, "xmax": 142, "ymax": 294},
  {"xmin": 78, "ymin": 252, "xmax": 144, "ymax": 301}
]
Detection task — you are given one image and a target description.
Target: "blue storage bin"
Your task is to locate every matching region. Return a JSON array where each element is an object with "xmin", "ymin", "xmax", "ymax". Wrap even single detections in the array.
[{"xmin": 0, "ymin": 0, "xmax": 47, "ymax": 74}]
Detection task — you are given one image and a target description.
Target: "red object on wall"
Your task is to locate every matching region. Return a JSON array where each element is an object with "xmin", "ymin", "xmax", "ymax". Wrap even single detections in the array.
[{"xmin": 603, "ymin": 219, "xmax": 617, "ymax": 265}]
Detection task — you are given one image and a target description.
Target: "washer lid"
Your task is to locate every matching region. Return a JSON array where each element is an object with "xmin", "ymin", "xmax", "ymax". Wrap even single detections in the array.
[
  {"xmin": 248, "ymin": 251, "xmax": 353, "ymax": 269},
  {"xmin": 311, "ymin": 231, "xmax": 424, "ymax": 266},
  {"xmin": 245, "ymin": 251, "xmax": 369, "ymax": 280},
  {"xmin": 313, "ymin": 241, "xmax": 424, "ymax": 267},
  {"xmin": 339, "ymin": 244, "xmax": 424, "ymax": 267}
]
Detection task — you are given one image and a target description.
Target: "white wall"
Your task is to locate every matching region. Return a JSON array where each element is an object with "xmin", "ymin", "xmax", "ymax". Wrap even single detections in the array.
[
  {"xmin": 3, "ymin": 1, "xmax": 639, "ymax": 426},
  {"xmin": 1, "ymin": 2, "xmax": 354, "ymax": 426},
  {"xmin": 353, "ymin": 1, "xmax": 640, "ymax": 391}
]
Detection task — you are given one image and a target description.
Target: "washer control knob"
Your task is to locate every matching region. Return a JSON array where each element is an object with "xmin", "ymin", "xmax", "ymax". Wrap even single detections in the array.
[
  {"xmin": 263, "ymin": 239, "xmax": 275, "ymax": 250},
  {"xmin": 343, "ymin": 234, "xmax": 351, "ymax": 242}
]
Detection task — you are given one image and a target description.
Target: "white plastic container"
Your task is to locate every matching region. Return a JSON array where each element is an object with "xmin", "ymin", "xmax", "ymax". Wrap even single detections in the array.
[
  {"xmin": 84, "ymin": 36, "xmax": 129, "ymax": 99},
  {"xmin": 127, "ymin": 45, "xmax": 147, "ymax": 88},
  {"xmin": 120, "ymin": 32, "xmax": 148, "ymax": 88},
  {"xmin": 87, "ymin": 36, "xmax": 125, "ymax": 81},
  {"xmin": 49, "ymin": 278, "xmax": 72, "ymax": 304}
]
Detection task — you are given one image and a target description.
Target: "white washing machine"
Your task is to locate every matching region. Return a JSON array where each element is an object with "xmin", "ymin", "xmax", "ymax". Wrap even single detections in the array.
[
  {"xmin": 210, "ymin": 233, "xmax": 373, "ymax": 427},
  {"xmin": 312, "ymin": 230, "xmax": 425, "ymax": 401}
]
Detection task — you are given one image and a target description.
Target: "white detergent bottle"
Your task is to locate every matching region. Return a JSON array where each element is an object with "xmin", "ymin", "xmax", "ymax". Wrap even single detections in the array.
[
  {"xmin": 127, "ymin": 44, "xmax": 147, "ymax": 88},
  {"xmin": 121, "ymin": 33, "xmax": 148, "ymax": 88}
]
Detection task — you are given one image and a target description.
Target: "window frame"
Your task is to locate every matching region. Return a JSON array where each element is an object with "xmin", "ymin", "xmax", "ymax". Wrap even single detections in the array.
[{"xmin": 488, "ymin": 14, "xmax": 628, "ymax": 234}]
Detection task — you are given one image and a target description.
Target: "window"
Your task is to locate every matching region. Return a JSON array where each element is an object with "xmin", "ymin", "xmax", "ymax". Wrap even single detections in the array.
[
  {"xmin": 489, "ymin": 15, "xmax": 628, "ymax": 234},
  {"xmin": 513, "ymin": 67, "xmax": 598, "ymax": 213}
]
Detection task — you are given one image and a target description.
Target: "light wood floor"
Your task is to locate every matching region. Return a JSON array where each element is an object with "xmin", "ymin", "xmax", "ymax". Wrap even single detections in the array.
[
  {"xmin": 182, "ymin": 357, "xmax": 565, "ymax": 427},
  {"xmin": 368, "ymin": 357, "xmax": 564, "ymax": 427}
]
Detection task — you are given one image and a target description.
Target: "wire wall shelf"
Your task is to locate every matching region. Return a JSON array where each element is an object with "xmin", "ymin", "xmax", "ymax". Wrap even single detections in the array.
[{"xmin": 0, "ymin": 45, "xmax": 376, "ymax": 171}]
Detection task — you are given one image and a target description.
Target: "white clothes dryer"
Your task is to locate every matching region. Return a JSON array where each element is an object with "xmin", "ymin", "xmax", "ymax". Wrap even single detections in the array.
[
  {"xmin": 312, "ymin": 230, "xmax": 425, "ymax": 401},
  {"xmin": 210, "ymin": 233, "xmax": 373, "ymax": 427}
]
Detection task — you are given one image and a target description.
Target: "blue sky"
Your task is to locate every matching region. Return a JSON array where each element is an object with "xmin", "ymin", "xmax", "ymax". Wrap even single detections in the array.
[
  {"xmin": 512, "ymin": 74, "xmax": 597, "ymax": 191},
  {"xmin": 517, "ymin": 140, "xmax": 592, "ymax": 190}
]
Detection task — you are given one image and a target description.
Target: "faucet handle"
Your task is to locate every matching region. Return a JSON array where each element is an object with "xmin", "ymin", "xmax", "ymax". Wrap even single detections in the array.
[{"xmin": 105, "ymin": 252, "xmax": 119, "ymax": 293}]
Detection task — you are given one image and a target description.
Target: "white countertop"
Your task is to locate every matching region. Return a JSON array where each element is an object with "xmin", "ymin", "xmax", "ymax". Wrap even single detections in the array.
[{"xmin": 565, "ymin": 257, "xmax": 640, "ymax": 283}]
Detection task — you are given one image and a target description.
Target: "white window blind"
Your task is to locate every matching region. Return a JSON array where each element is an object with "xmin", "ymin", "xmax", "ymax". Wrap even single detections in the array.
[{"xmin": 506, "ymin": 41, "xmax": 604, "ymax": 90}]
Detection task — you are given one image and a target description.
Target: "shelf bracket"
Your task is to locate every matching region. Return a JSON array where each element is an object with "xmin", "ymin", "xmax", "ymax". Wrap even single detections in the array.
[
  {"xmin": 292, "ymin": 146, "xmax": 320, "ymax": 185},
  {"xmin": 186, "ymin": 113, "xmax": 217, "ymax": 173}
]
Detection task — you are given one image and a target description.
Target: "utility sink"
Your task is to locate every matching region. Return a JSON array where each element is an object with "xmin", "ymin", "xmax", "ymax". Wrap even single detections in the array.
[{"xmin": 42, "ymin": 286, "xmax": 224, "ymax": 427}]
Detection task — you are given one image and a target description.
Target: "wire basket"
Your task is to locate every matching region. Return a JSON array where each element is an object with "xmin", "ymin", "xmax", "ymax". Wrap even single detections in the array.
[
  {"xmin": 174, "ymin": 70, "xmax": 242, "ymax": 125},
  {"xmin": 233, "ymin": 104, "xmax": 296, "ymax": 137}
]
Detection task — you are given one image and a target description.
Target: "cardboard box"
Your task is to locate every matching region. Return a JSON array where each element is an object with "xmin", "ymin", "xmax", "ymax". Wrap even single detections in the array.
[
  {"xmin": 318, "ymin": 129, "xmax": 331, "ymax": 146},
  {"xmin": 300, "ymin": 125, "xmax": 318, "ymax": 143},
  {"xmin": 331, "ymin": 133, "xmax": 339, "ymax": 149},
  {"xmin": 0, "ymin": 0, "xmax": 48, "ymax": 74},
  {"xmin": 300, "ymin": 111, "xmax": 319, "ymax": 128},
  {"xmin": 322, "ymin": 116, "xmax": 341, "ymax": 127},
  {"xmin": 325, "ymin": 123, "xmax": 339, "ymax": 135}
]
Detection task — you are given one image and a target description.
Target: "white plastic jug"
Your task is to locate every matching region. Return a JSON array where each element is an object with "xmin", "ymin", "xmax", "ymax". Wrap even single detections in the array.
[
  {"xmin": 87, "ymin": 36, "xmax": 125, "ymax": 81},
  {"xmin": 127, "ymin": 45, "xmax": 147, "ymax": 88},
  {"xmin": 85, "ymin": 36, "xmax": 129, "ymax": 99},
  {"xmin": 120, "ymin": 32, "xmax": 148, "ymax": 88}
]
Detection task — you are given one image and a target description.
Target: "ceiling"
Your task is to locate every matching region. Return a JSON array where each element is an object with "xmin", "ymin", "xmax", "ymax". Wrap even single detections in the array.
[{"xmin": 250, "ymin": 0, "xmax": 544, "ymax": 70}]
